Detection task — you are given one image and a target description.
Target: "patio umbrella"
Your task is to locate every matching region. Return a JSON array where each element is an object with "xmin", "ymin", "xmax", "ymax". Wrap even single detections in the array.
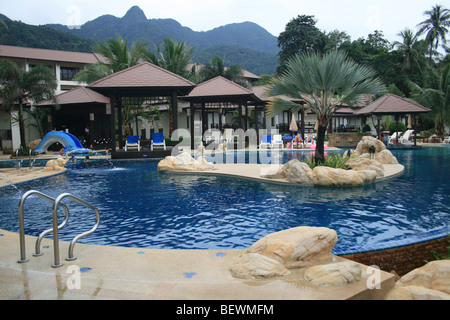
[
  {"xmin": 290, "ymin": 113, "xmax": 298, "ymax": 134},
  {"xmin": 407, "ymin": 114, "xmax": 412, "ymax": 129}
]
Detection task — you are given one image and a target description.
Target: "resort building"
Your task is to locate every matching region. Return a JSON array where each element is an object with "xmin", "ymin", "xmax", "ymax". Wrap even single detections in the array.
[{"xmin": 0, "ymin": 44, "xmax": 433, "ymax": 154}]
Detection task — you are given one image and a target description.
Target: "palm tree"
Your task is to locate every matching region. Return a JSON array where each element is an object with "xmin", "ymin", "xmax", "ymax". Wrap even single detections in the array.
[
  {"xmin": 267, "ymin": 50, "xmax": 385, "ymax": 163},
  {"xmin": 409, "ymin": 65, "xmax": 450, "ymax": 137},
  {"xmin": 75, "ymin": 35, "xmax": 149, "ymax": 83},
  {"xmin": 392, "ymin": 29, "xmax": 424, "ymax": 73},
  {"xmin": 145, "ymin": 38, "xmax": 195, "ymax": 79},
  {"xmin": 198, "ymin": 55, "xmax": 247, "ymax": 87},
  {"xmin": 417, "ymin": 5, "xmax": 450, "ymax": 63},
  {"xmin": 0, "ymin": 59, "xmax": 57, "ymax": 148}
]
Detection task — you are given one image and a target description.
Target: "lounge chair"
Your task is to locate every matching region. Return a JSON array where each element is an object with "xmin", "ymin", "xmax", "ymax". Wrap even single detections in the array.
[
  {"xmin": 444, "ymin": 137, "xmax": 450, "ymax": 144},
  {"xmin": 388, "ymin": 132, "xmax": 402, "ymax": 145},
  {"xmin": 271, "ymin": 134, "xmax": 283, "ymax": 149},
  {"xmin": 151, "ymin": 132, "xmax": 166, "ymax": 151},
  {"xmin": 259, "ymin": 135, "xmax": 271, "ymax": 149},
  {"xmin": 291, "ymin": 135, "xmax": 303, "ymax": 149},
  {"xmin": 399, "ymin": 130, "xmax": 414, "ymax": 145},
  {"xmin": 205, "ymin": 130, "xmax": 222, "ymax": 144},
  {"xmin": 224, "ymin": 129, "xmax": 234, "ymax": 145},
  {"xmin": 125, "ymin": 135, "xmax": 140, "ymax": 151}
]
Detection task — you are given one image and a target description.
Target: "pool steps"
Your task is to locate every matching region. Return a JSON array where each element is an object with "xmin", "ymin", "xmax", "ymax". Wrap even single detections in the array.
[{"xmin": 18, "ymin": 190, "xmax": 100, "ymax": 268}]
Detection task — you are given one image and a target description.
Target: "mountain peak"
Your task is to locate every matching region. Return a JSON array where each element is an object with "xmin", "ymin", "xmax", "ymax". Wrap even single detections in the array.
[{"xmin": 123, "ymin": 6, "xmax": 147, "ymax": 22}]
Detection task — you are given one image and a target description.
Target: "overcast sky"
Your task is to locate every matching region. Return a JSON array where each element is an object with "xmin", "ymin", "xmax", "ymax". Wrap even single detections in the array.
[{"xmin": 0, "ymin": 0, "xmax": 445, "ymax": 42}]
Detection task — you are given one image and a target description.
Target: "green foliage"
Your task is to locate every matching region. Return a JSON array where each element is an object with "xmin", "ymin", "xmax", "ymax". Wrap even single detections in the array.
[
  {"xmin": 425, "ymin": 234, "xmax": 450, "ymax": 263},
  {"xmin": 0, "ymin": 15, "xmax": 97, "ymax": 52},
  {"xmin": 388, "ymin": 121, "xmax": 407, "ymax": 134},
  {"xmin": 277, "ymin": 15, "xmax": 325, "ymax": 74},
  {"xmin": 303, "ymin": 154, "xmax": 351, "ymax": 170}
]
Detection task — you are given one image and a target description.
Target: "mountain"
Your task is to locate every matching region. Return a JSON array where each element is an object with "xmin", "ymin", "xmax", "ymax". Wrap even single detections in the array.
[
  {"xmin": 0, "ymin": 14, "xmax": 97, "ymax": 53},
  {"xmin": 47, "ymin": 6, "xmax": 279, "ymax": 74}
]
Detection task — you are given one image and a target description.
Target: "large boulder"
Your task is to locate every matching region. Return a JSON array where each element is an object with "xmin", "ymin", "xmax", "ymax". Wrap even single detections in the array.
[
  {"xmin": 157, "ymin": 152, "xmax": 215, "ymax": 172},
  {"xmin": 304, "ymin": 261, "xmax": 363, "ymax": 287},
  {"xmin": 261, "ymin": 159, "xmax": 313, "ymax": 184},
  {"xmin": 345, "ymin": 158, "xmax": 385, "ymax": 178},
  {"xmin": 352, "ymin": 136, "xmax": 398, "ymax": 165},
  {"xmin": 385, "ymin": 260, "xmax": 450, "ymax": 300},
  {"xmin": 247, "ymin": 227, "xmax": 338, "ymax": 269},
  {"xmin": 229, "ymin": 253, "xmax": 291, "ymax": 279},
  {"xmin": 311, "ymin": 166, "xmax": 378, "ymax": 187}
]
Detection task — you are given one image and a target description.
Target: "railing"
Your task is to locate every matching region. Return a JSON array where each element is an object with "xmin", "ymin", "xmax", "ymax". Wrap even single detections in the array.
[{"xmin": 18, "ymin": 190, "xmax": 100, "ymax": 268}]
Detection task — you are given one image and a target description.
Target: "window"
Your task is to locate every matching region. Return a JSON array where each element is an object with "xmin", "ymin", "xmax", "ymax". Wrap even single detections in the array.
[{"xmin": 60, "ymin": 67, "xmax": 79, "ymax": 81}]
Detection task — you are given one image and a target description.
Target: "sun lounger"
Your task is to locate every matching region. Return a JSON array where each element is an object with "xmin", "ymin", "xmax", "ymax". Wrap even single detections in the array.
[
  {"xmin": 125, "ymin": 135, "xmax": 140, "ymax": 151},
  {"xmin": 271, "ymin": 134, "xmax": 283, "ymax": 149},
  {"xmin": 151, "ymin": 132, "xmax": 166, "ymax": 150},
  {"xmin": 259, "ymin": 135, "xmax": 271, "ymax": 149}
]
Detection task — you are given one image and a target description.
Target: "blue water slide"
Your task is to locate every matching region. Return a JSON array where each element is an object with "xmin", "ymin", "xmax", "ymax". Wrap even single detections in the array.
[{"xmin": 34, "ymin": 131, "xmax": 85, "ymax": 154}]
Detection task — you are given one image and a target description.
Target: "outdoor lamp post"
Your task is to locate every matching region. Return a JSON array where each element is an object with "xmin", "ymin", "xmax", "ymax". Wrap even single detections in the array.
[{"xmin": 369, "ymin": 145, "xmax": 376, "ymax": 159}]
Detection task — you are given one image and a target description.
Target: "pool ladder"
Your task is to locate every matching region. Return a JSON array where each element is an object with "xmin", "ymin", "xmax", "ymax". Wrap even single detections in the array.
[{"xmin": 17, "ymin": 190, "xmax": 100, "ymax": 268}]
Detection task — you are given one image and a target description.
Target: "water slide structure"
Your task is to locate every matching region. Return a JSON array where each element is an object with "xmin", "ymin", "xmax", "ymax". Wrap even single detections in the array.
[{"xmin": 34, "ymin": 131, "xmax": 90, "ymax": 154}]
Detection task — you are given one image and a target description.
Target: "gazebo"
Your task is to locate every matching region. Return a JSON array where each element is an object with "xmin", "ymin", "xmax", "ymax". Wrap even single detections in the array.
[
  {"xmin": 180, "ymin": 76, "xmax": 263, "ymax": 150},
  {"xmin": 354, "ymin": 94, "xmax": 432, "ymax": 146},
  {"xmin": 35, "ymin": 86, "xmax": 111, "ymax": 147},
  {"xmin": 87, "ymin": 62, "xmax": 196, "ymax": 153}
]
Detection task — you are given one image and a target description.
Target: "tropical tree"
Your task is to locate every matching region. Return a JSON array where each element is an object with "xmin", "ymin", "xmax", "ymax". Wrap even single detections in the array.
[
  {"xmin": 267, "ymin": 50, "xmax": 386, "ymax": 163},
  {"xmin": 198, "ymin": 55, "xmax": 246, "ymax": 86},
  {"xmin": 409, "ymin": 64, "xmax": 450, "ymax": 136},
  {"xmin": 0, "ymin": 59, "xmax": 57, "ymax": 148},
  {"xmin": 145, "ymin": 38, "xmax": 195, "ymax": 79},
  {"xmin": 392, "ymin": 29, "xmax": 425, "ymax": 73},
  {"xmin": 277, "ymin": 15, "xmax": 325, "ymax": 74},
  {"xmin": 417, "ymin": 4, "xmax": 450, "ymax": 63},
  {"xmin": 75, "ymin": 35, "xmax": 149, "ymax": 83}
]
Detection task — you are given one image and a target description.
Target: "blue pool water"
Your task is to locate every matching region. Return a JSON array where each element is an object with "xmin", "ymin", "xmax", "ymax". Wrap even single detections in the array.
[{"xmin": 0, "ymin": 147, "xmax": 449, "ymax": 254}]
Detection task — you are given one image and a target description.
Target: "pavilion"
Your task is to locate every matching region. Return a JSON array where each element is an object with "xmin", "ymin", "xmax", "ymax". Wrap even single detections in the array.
[
  {"xmin": 87, "ymin": 62, "xmax": 196, "ymax": 154},
  {"xmin": 180, "ymin": 76, "xmax": 264, "ymax": 150},
  {"xmin": 354, "ymin": 94, "xmax": 432, "ymax": 146},
  {"xmin": 35, "ymin": 86, "xmax": 111, "ymax": 148}
]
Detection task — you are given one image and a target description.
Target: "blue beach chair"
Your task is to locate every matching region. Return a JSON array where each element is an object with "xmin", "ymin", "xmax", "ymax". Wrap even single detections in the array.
[
  {"xmin": 151, "ymin": 132, "xmax": 166, "ymax": 151},
  {"xmin": 259, "ymin": 135, "xmax": 271, "ymax": 149},
  {"xmin": 125, "ymin": 135, "xmax": 140, "ymax": 151}
]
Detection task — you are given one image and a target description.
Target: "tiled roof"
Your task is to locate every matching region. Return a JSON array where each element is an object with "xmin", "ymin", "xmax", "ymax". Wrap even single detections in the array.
[
  {"xmin": 354, "ymin": 94, "xmax": 432, "ymax": 115},
  {"xmin": 181, "ymin": 76, "xmax": 262, "ymax": 104},
  {"xmin": 88, "ymin": 62, "xmax": 196, "ymax": 89},
  {"xmin": 35, "ymin": 86, "xmax": 110, "ymax": 106},
  {"xmin": 186, "ymin": 76, "xmax": 254, "ymax": 98},
  {"xmin": 0, "ymin": 45, "xmax": 108, "ymax": 64}
]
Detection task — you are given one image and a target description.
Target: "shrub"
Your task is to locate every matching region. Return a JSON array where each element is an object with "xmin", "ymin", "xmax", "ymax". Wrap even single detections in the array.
[
  {"xmin": 303, "ymin": 154, "xmax": 351, "ymax": 170},
  {"xmin": 388, "ymin": 121, "xmax": 406, "ymax": 134}
]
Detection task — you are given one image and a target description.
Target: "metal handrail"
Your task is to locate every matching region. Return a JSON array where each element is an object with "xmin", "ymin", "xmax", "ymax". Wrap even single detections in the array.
[
  {"xmin": 18, "ymin": 190, "xmax": 69, "ymax": 265},
  {"xmin": 18, "ymin": 190, "xmax": 100, "ymax": 268},
  {"xmin": 52, "ymin": 193, "xmax": 100, "ymax": 264}
]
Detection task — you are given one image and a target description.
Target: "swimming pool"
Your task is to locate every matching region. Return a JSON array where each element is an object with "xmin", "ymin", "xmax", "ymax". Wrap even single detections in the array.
[{"xmin": 0, "ymin": 147, "xmax": 449, "ymax": 254}]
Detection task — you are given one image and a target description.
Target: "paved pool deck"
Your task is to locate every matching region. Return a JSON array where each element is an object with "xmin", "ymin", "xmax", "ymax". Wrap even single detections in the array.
[{"xmin": 0, "ymin": 145, "xmax": 442, "ymax": 300}]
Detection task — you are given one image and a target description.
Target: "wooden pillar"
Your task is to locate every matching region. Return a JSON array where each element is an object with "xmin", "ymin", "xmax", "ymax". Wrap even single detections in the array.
[
  {"xmin": 238, "ymin": 103, "xmax": 243, "ymax": 129},
  {"xmin": 244, "ymin": 103, "xmax": 248, "ymax": 131},
  {"xmin": 118, "ymin": 105, "xmax": 123, "ymax": 149},
  {"xmin": 190, "ymin": 103, "xmax": 195, "ymax": 150},
  {"xmin": 263, "ymin": 105, "xmax": 267, "ymax": 130},
  {"xmin": 254, "ymin": 105, "xmax": 259, "ymax": 144},
  {"xmin": 109, "ymin": 95, "xmax": 117, "ymax": 152},
  {"xmin": 171, "ymin": 91, "xmax": 178, "ymax": 134},
  {"xmin": 201, "ymin": 101, "xmax": 207, "ymax": 140},
  {"xmin": 300, "ymin": 108, "xmax": 305, "ymax": 139}
]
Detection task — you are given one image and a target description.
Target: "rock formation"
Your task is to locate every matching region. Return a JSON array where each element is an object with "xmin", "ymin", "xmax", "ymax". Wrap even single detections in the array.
[
  {"xmin": 229, "ymin": 227, "xmax": 339, "ymax": 279},
  {"xmin": 44, "ymin": 153, "xmax": 69, "ymax": 171},
  {"xmin": 262, "ymin": 136, "xmax": 399, "ymax": 187},
  {"xmin": 303, "ymin": 261, "xmax": 362, "ymax": 287},
  {"xmin": 157, "ymin": 152, "xmax": 215, "ymax": 172},
  {"xmin": 385, "ymin": 260, "xmax": 450, "ymax": 300}
]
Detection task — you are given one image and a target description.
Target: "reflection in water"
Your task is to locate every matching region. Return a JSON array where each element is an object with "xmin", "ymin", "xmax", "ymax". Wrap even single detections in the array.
[{"xmin": 0, "ymin": 148, "xmax": 449, "ymax": 252}]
